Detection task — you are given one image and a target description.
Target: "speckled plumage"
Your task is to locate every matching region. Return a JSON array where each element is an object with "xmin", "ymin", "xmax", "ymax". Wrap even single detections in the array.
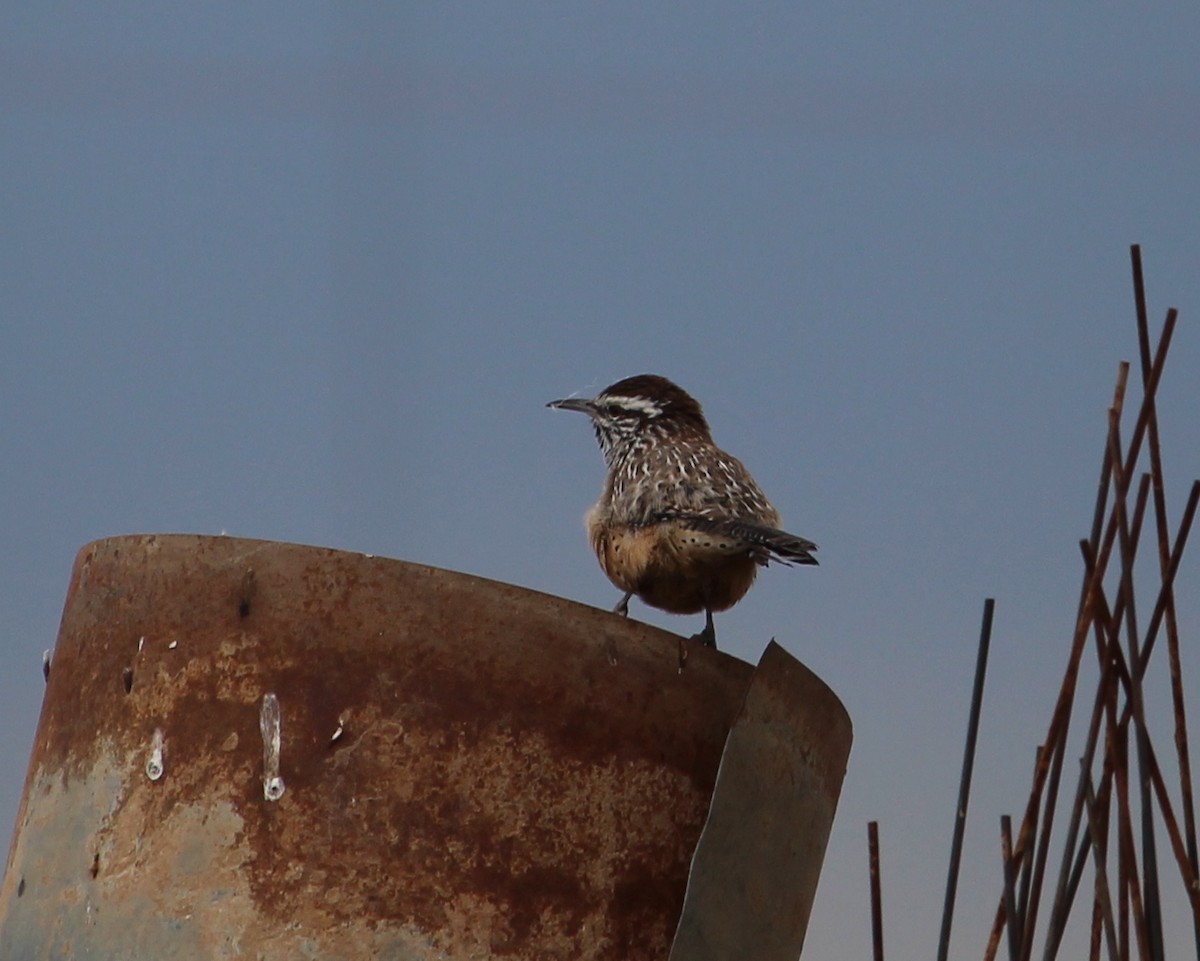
[{"xmin": 548, "ymin": 374, "xmax": 817, "ymax": 648}]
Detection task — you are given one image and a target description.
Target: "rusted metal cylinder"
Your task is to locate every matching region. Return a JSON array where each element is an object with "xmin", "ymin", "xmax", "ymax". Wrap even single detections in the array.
[{"xmin": 0, "ymin": 534, "xmax": 850, "ymax": 960}]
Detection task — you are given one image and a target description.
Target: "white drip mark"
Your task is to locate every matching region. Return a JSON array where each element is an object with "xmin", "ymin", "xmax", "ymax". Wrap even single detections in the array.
[
  {"xmin": 146, "ymin": 728, "xmax": 165, "ymax": 781},
  {"xmin": 330, "ymin": 716, "xmax": 345, "ymax": 744},
  {"xmin": 260, "ymin": 693, "xmax": 285, "ymax": 801}
]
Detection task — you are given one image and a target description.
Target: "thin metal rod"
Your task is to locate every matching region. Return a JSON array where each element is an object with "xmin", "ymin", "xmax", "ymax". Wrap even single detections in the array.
[
  {"xmin": 1136, "ymin": 725, "xmax": 1166, "ymax": 961},
  {"xmin": 1002, "ymin": 816, "xmax": 1023, "ymax": 961},
  {"xmin": 1083, "ymin": 765, "xmax": 1122, "ymax": 961},
  {"xmin": 1133, "ymin": 478, "xmax": 1200, "ymax": 680},
  {"xmin": 1132, "ymin": 261, "xmax": 1200, "ymax": 956},
  {"xmin": 1141, "ymin": 729, "xmax": 1200, "ymax": 917},
  {"xmin": 1111, "ymin": 400, "xmax": 1166, "ymax": 961},
  {"xmin": 1021, "ymin": 739, "xmax": 1069, "ymax": 961},
  {"xmin": 1113, "ymin": 718, "xmax": 1149, "ymax": 961},
  {"xmin": 1041, "ymin": 652, "xmax": 1121, "ymax": 960},
  {"xmin": 869, "ymin": 821, "xmax": 885, "ymax": 961},
  {"xmin": 1018, "ymin": 749, "xmax": 1043, "ymax": 937},
  {"xmin": 1119, "ymin": 308, "xmax": 1177, "ymax": 497},
  {"xmin": 1129, "ymin": 243, "xmax": 1170, "ymax": 961},
  {"xmin": 1089, "ymin": 900, "xmax": 1104, "ymax": 961},
  {"xmin": 1089, "ymin": 747, "xmax": 1120, "ymax": 961},
  {"xmin": 1129, "ymin": 262, "xmax": 1199, "ymax": 936},
  {"xmin": 938, "ymin": 598, "xmax": 995, "ymax": 961},
  {"xmin": 1086, "ymin": 362, "xmax": 1129, "ymax": 561}
]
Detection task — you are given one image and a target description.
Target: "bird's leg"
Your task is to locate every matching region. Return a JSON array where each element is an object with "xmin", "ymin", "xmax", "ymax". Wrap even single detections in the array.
[
  {"xmin": 689, "ymin": 608, "xmax": 718, "ymax": 649},
  {"xmin": 613, "ymin": 591, "xmax": 633, "ymax": 616}
]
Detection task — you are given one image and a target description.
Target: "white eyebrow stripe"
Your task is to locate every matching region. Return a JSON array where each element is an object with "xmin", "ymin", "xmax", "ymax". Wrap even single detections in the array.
[{"xmin": 602, "ymin": 396, "xmax": 663, "ymax": 417}]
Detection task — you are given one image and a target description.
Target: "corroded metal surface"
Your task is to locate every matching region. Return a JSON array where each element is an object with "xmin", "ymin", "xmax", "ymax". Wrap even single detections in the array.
[
  {"xmin": 0, "ymin": 535, "xmax": 754, "ymax": 960},
  {"xmin": 668, "ymin": 641, "xmax": 853, "ymax": 961}
]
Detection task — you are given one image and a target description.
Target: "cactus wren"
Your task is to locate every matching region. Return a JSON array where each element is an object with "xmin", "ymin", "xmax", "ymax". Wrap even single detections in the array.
[{"xmin": 548, "ymin": 374, "xmax": 817, "ymax": 649}]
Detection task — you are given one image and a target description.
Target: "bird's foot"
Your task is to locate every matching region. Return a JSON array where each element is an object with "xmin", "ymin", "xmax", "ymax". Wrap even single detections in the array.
[
  {"xmin": 612, "ymin": 592, "xmax": 632, "ymax": 617},
  {"xmin": 689, "ymin": 611, "xmax": 718, "ymax": 650}
]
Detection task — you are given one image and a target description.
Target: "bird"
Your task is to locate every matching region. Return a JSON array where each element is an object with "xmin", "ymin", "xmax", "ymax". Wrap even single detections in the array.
[{"xmin": 548, "ymin": 374, "xmax": 817, "ymax": 649}]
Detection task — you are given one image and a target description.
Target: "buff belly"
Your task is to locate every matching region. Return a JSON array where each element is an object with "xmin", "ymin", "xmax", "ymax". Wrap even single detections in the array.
[{"xmin": 588, "ymin": 518, "xmax": 760, "ymax": 615}]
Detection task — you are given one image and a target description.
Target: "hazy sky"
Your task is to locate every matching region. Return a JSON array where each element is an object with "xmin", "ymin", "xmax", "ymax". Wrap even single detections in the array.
[{"xmin": 4, "ymin": 4, "xmax": 1200, "ymax": 957}]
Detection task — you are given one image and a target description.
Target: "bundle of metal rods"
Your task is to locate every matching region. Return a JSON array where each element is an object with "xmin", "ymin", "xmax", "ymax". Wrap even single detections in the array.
[{"xmin": 869, "ymin": 246, "xmax": 1200, "ymax": 961}]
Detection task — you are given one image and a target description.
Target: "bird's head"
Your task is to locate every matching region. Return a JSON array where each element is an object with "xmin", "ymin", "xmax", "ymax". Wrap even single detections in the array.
[{"xmin": 548, "ymin": 374, "xmax": 711, "ymax": 463}]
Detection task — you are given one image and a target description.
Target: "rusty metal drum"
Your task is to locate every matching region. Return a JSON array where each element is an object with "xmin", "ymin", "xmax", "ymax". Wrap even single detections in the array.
[{"xmin": 0, "ymin": 534, "xmax": 849, "ymax": 960}]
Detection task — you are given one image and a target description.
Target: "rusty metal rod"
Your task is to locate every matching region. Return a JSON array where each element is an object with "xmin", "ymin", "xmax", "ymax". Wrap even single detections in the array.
[
  {"xmin": 1136, "ymin": 728, "xmax": 1166, "ymax": 961},
  {"xmin": 1113, "ymin": 717, "xmax": 1151, "ymax": 961},
  {"xmin": 1082, "ymin": 766, "xmax": 1121, "ymax": 961},
  {"xmin": 1002, "ymin": 816, "xmax": 1023, "ymax": 961},
  {"xmin": 1134, "ymin": 478, "xmax": 1200, "ymax": 679},
  {"xmin": 1090, "ymin": 745, "xmax": 1120, "ymax": 961},
  {"xmin": 1118, "ymin": 309, "xmax": 1177, "ymax": 497},
  {"xmin": 1141, "ymin": 727, "xmax": 1200, "ymax": 918},
  {"xmin": 937, "ymin": 598, "xmax": 995, "ymax": 961},
  {"xmin": 986, "ymin": 906, "xmax": 1010, "ymax": 961},
  {"xmin": 1061, "ymin": 831, "xmax": 1095, "ymax": 947},
  {"xmin": 1021, "ymin": 657, "xmax": 1105, "ymax": 957},
  {"xmin": 1112, "ymin": 722, "xmax": 1131, "ymax": 961},
  {"xmin": 1115, "ymin": 720, "xmax": 1130, "ymax": 961},
  {"xmin": 1041, "ymin": 651, "xmax": 1122, "ymax": 960},
  {"xmin": 1128, "ymin": 244, "xmax": 1172, "ymax": 961},
  {"xmin": 1085, "ymin": 362, "xmax": 1130, "ymax": 568},
  {"xmin": 1144, "ymin": 475, "xmax": 1200, "ymax": 954},
  {"xmin": 1079, "ymin": 533, "xmax": 1144, "ymax": 706},
  {"xmin": 868, "ymin": 821, "xmax": 885, "ymax": 961},
  {"xmin": 1106, "ymin": 398, "xmax": 1167, "ymax": 961},
  {"xmin": 1135, "ymin": 266, "xmax": 1200, "ymax": 955},
  {"xmin": 1016, "ymin": 748, "xmax": 1047, "ymax": 960},
  {"xmin": 1128, "ymin": 260, "xmax": 1195, "ymax": 945},
  {"xmin": 987, "ymin": 751, "xmax": 1045, "ymax": 961}
]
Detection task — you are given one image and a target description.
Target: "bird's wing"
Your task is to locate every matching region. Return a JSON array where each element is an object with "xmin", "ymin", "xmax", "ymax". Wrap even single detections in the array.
[{"xmin": 653, "ymin": 512, "xmax": 819, "ymax": 566}]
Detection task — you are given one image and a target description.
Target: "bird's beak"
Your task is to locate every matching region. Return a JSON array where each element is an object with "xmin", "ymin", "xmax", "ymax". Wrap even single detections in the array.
[{"xmin": 547, "ymin": 397, "xmax": 595, "ymax": 415}]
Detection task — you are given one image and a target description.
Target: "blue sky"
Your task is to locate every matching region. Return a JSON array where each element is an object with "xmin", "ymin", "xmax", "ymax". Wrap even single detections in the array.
[{"xmin": 4, "ymin": 4, "xmax": 1200, "ymax": 957}]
